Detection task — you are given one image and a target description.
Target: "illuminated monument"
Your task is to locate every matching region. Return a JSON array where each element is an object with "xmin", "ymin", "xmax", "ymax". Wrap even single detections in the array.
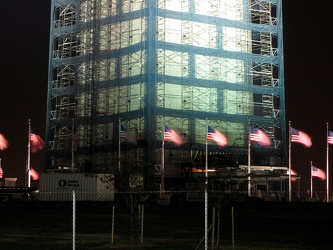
[{"xmin": 46, "ymin": 0, "xmax": 286, "ymax": 190}]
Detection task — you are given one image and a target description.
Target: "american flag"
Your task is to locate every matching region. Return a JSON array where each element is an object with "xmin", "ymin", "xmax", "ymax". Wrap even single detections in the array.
[
  {"xmin": 30, "ymin": 130, "xmax": 45, "ymax": 153},
  {"xmin": 291, "ymin": 128, "xmax": 312, "ymax": 147},
  {"xmin": 328, "ymin": 131, "xmax": 333, "ymax": 145},
  {"xmin": 207, "ymin": 125, "xmax": 227, "ymax": 147},
  {"xmin": 249, "ymin": 127, "xmax": 271, "ymax": 147},
  {"xmin": 0, "ymin": 133, "xmax": 9, "ymax": 150},
  {"xmin": 0, "ymin": 167, "xmax": 3, "ymax": 178},
  {"xmin": 30, "ymin": 168, "xmax": 39, "ymax": 181},
  {"xmin": 120, "ymin": 125, "xmax": 127, "ymax": 139},
  {"xmin": 164, "ymin": 125, "xmax": 184, "ymax": 146},
  {"xmin": 312, "ymin": 166, "xmax": 326, "ymax": 181},
  {"xmin": 119, "ymin": 124, "xmax": 136, "ymax": 144},
  {"xmin": 286, "ymin": 169, "xmax": 298, "ymax": 182}
]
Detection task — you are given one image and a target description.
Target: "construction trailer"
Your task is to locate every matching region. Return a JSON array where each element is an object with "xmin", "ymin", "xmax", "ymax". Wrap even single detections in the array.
[{"xmin": 38, "ymin": 173, "xmax": 115, "ymax": 201}]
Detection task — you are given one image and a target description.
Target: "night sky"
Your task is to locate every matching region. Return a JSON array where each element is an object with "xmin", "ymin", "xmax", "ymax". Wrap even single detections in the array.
[{"xmin": 0, "ymin": 0, "xmax": 332, "ymax": 192}]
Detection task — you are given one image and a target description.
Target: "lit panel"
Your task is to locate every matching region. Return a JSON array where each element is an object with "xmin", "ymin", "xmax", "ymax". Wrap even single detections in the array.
[
  {"xmin": 157, "ymin": 49, "xmax": 189, "ymax": 77},
  {"xmin": 195, "ymin": 55, "xmax": 244, "ymax": 83},
  {"xmin": 223, "ymin": 90, "xmax": 252, "ymax": 115},
  {"xmin": 222, "ymin": 27, "xmax": 251, "ymax": 53}
]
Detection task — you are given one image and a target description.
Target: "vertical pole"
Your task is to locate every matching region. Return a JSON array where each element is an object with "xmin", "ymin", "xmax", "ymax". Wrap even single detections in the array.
[
  {"xmin": 118, "ymin": 117, "xmax": 121, "ymax": 173},
  {"xmin": 327, "ymin": 123, "xmax": 330, "ymax": 202},
  {"xmin": 111, "ymin": 206, "xmax": 115, "ymax": 244},
  {"xmin": 248, "ymin": 119, "xmax": 251, "ymax": 197},
  {"xmin": 310, "ymin": 161, "xmax": 313, "ymax": 199},
  {"xmin": 288, "ymin": 121, "xmax": 292, "ymax": 201},
  {"xmin": 231, "ymin": 207, "xmax": 234, "ymax": 248},
  {"xmin": 205, "ymin": 122, "xmax": 208, "ymax": 250},
  {"xmin": 204, "ymin": 189, "xmax": 208, "ymax": 250},
  {"xmin": 141, "ymin": 205, "xmax": 144, "ymax": 244},
  {"xmin": 72, "ymin": 118, "xmax": 75, "ymax": 172},
  {"xmin": 216, "ymin": 202, "xmax": 220, "ymax": 249},
  {"xmin": 161, "ymin": 124, "xmax": 165, "ymax": 198},
  {"xmin": 212, "ymin": 206, "xmax": 215, "ymax": 249},
  {"xmin": 72, "ymin": 190, "xmax": 76, "ymax": 250},
  {"xmin": 27, "ymin": 119, "xmax": 31, "ymax": 188}
]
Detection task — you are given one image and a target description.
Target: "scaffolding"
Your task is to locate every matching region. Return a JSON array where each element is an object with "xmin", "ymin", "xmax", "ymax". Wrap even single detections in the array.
[{"xmin": 46, "ymin": 0, "xmax": 286, "ymax": 187}]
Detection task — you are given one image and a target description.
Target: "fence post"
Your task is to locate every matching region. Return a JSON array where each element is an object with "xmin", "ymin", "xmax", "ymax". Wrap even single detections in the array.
[
  {"xmin": 72, "ymin": 190, "xmax": 76, "ymax": 250},
  {"xmin": 212, "ymin": 206, "xmax": 215, "ymax": 249},
  {"xmin": 216, "ymin": 203, "xmax": 221, "ymax": 249},
  {"xmin": 204, "ymin": 188, "xmax": 208, "ymax": 250},
  {"xmin": 140, "ymin": 205, "xmax": 144, "ymax": 243},
  {"xmin": 111, "ymin": 206, "xmax": 115, "ymax": 244},
  {"xmin": 231, "ymin": 207, "xmax": 234, "ymax": 248}
]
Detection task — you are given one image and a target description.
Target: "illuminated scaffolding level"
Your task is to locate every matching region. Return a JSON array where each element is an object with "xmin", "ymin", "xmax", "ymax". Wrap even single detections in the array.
[{"xmin": 46, "ymin": 0, "xmax": 286, "ymax": 177}]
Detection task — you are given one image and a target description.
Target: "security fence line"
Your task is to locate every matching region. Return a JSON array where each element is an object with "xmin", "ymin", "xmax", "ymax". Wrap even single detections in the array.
[
  {"xmin": 68, "ymin": 190, "xmax": 229, "ymax": 250},
  {"xmin": 0, "ymin": 190, "xmax": 333, "ymax": 250}
]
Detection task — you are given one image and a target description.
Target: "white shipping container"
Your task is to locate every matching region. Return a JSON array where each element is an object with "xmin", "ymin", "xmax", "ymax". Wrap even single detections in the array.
[{"xmin": 39, "ymin": 173, "xmax": 115, "ymax": 201}]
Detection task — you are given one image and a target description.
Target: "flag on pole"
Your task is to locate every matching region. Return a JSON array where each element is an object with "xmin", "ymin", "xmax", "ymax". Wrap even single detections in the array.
[
  {"xmin": 164, "ymin": 125, "xmax": 184, "ymax": 146},
  {"xmin": 30, "ymin": 130, "xmax": 45, "ymax": 153},
  {"xmin": 207, "ymin": 125, "xmax": 227, "ymax": 147},
  {"xmin": 328, "ymin": 131, "xmax": 333, "ymax": 145},
  {"xmin": 119, "ymin": 124, "xmax": 137, "ymax": 144},
  {"xmin": 249, "ymin": 127, "xmax": 271, "ymax": 146},
  {"xmin": 312, "ymin": 166, "xmax": 326, "ymax": 181},
  {"xmin": 0, "ymin": 133, "xmax": 9, "ymax": 150},
  {"xmin": 291, "ymin": 128, "xmax": 312, "ymax": 147},
  {"xmin": 30, "ymin": 167, "xmax": 39, "ymax": 181},
  {"xmin": 286, "ymin": 169, "xmax": 298, "ymax": 182}
]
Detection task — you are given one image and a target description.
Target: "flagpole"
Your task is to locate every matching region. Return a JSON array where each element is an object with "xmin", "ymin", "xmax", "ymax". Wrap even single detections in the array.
[
  {"xmin": 161, "ymin": 123, "xmax": 165, "ymax": 198},
  {"xmin": 327, "ymin": 123, "xmax": 330, "ymax": 202},
  {"xmin": 288, "ymin": 121, "xmax": 292, "ymax": 201},
  {"xmin": 27, "ymin": 119, "xmax": 31, "ymax": 188},
  {"xmin": 71, "ymin": 118, "xmax": 75, "ymax": 173},
  {"xmin": 204, "ymin": 123, "xmax": 208, "ymax": 250},
  {"xmin": 118, "ymin": 117, "xmax": 121, "ymax": 173},
  {"xmin": 248, "ymin": 119, "xmax": 251, "ymax": 197},
  {"xmin": 205, "ymin": 124, "xmax": 208, "ymax": 186},
  {"xmin": 311, "ymin": 161, "xmax": 313, "ymax": 199}
]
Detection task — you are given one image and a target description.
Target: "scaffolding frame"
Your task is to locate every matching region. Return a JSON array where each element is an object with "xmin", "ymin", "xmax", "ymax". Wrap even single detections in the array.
[{"xmin": 46, "ymin": 0, "xmax": 286, "ymax": 179}]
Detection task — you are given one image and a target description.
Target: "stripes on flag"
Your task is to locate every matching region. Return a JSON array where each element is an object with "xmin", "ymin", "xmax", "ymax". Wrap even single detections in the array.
[
  {"xmin": 164, "ymin": 125, "xmax": 184, "ymax": 146},
  {"xmin": 312, "ymin": 166, "xmax": 326, "ymax": 181},
  {"xmin": 291, "ymin": 128, "xmax": 312, "ymax": 147},
  {"xmin": 249, "ymin": 127, "xmax": 271, "ymax": 147},
  {"xmin": 328, "ymin": 131, "xmax": 333, "ymax": 145},
  {"xmin": 30, "ymin": 130, "xmax": 45, "ymax": 153},
  {"xmin": 30, "ymin": 168, "xmax": 39, "ymax": 181},
  {"xmin": 119, "ymin": 125, "xmax": 127, "ymax": 139},
  {"xmin": 207, "ymin": 125, "xmax": 227, "ymax": 147},
  {"xmin": 119, "ymin": 124, "xmax": 137, "ymax": 144},
  {"xmin": 0, "ymin": 133, "xmax": 9, "ymax": 150},
  {"xmin": 286, "ymin": 169, "xmax": 298, "ymax": 182},
  {"xmin": 0, "ymin": 168, "xmax": 3, "ymax": 178}
]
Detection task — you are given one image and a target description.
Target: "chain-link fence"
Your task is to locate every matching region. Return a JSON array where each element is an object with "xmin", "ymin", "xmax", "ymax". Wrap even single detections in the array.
[{"xmin": 0, "ymin": 190, "xmax": 333, "ymax": 249}]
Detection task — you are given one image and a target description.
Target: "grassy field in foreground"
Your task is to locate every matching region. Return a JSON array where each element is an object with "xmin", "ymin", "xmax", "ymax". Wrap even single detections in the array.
[{"xmin": 0, "ymin": 200, "xmax": 333, "ymax": 249}]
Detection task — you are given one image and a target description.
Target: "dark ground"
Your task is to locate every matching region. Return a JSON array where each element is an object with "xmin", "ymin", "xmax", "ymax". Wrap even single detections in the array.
[{"xmin": 0, "ymin": 197, "xmax": 333, "ymax": 249}]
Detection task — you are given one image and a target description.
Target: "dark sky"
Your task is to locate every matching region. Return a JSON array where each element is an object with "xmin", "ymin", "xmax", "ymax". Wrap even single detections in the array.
[{"xmin": 0, "ymin": 0, "xmax": 332, "ymax": 191}]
